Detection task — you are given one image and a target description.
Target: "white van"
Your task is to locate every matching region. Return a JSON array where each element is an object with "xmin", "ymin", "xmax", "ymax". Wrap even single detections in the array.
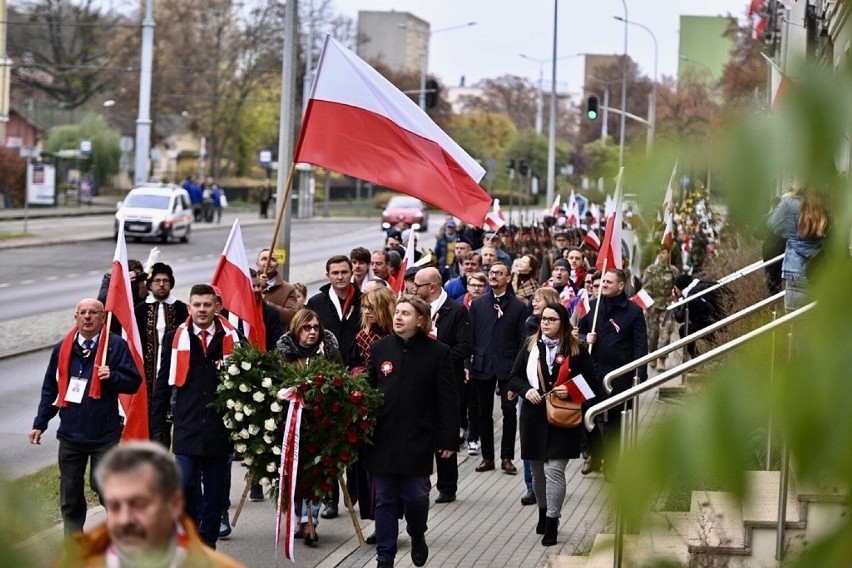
[{"xmin": 115, "ymin": 184, "xmax": 192, "ymax": 243}]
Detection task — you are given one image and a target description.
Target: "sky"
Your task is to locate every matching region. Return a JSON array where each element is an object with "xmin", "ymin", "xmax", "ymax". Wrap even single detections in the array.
[{"xmin": 331, "ymin": 0, "xmax": 751, "ymax": 95}]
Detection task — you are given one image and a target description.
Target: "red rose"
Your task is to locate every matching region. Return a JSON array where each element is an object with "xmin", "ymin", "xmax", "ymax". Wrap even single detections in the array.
[
  {"xmin": 314, "ymin": 375, "xmax": 325, "ymax": 386},
  {"xmin": 311, "ymin": 465, "xmax": 322, "ymax": 475},
  {"xmin": 314, "ymin": 393, "xmax": 325, "ymax": 405},
  {"xmin": 344, "ymin": 414, "xmax": 354, "ymax": 424},
  {"xmin": 306, "ymin": 443, "xmax": 318, "ymax": 454},
  {"xmin": 323, "ymin": 455, "xmax": 333, "ymax": 466},
  {"xmin": 345, "ymin": 430, "xmax": 359, "ymax": 444},
  {"xmin": 330, "ymin": 467, "xmax": 339, "ymax": 476},
  {"xmin": 299, "ymin": 382, "xmax": 310, "ymax": 392},
  {"xmin": 358, "ymin": 405, "xmax": 368, "ymax": 416},
  {"xmin": 331, "ymin": 402, "xmax": 341, "ymax": 413},
  {"xmin": 333, "ymin": 377, "xmax": 345, "ymax": 388},
  {"xmin": 320, "ymin": 417, "xmax": 331, "ymax": 429},
  {"xmin": 312, "ymin": 407, "xmax": 323, "ymax": 418},
  {"xmin": 339, "ymin": 451, "xmax": 350, "ymax": 463},
  {"xmin": 349, "ymin": 390, "xmax": 364, "ymax": 404},
  {"xmin": 359, "ymin": 420, "xmax": 370, "ymax": 431},
  {"xmin": 321, "ymin": 482, "xmax": 333, "ymax": 494}
]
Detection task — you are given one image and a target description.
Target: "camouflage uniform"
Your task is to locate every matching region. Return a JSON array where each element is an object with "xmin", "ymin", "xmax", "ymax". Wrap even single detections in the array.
[{"xmin": 642, "ymin": 257, "xmax": 680, "ymax": 367}]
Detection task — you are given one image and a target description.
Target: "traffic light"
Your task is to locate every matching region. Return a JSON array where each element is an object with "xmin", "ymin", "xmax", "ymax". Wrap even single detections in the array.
[
  {"xmin": 586, "ymin": 95, "xmax": 599, "ymax": 120},
  {"xmin": 519, "ymin": 160, "xmax": 529, "ymax": 177},
  {"xmin": 425, "ymin": 79, "xmax": 440, "ymax": 108}
]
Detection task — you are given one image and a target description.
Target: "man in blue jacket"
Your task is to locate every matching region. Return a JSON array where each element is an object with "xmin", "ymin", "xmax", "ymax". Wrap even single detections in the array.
[{"xmin": 29, "ymin": 298, "xmax": 142, "ymax": 534}]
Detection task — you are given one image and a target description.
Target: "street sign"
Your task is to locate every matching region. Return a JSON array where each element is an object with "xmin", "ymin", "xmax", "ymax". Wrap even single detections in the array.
[
  {"xmin": 80, "ymin": 140, "xmax": 92, "ymax": 155},
  {"xmin": 273, "ymin": 247, "xmax": 287, "ymax": 265},
  {"xmin": 259, "ymin": 150, "xmax": 272, "ymax": 165}
]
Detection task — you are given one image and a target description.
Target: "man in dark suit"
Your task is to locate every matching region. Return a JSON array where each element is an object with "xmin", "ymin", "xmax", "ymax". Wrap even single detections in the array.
[
  {"xmin": 468, "ymin": 262, "xmax": 527, "ymax": 474},
  {"xmin": 151, "ymin": 284, "xmax": 239, "ymax": 548},
  {"xmin": 413, "ymin": 267, "xmax": 472, "ymax": 503}
]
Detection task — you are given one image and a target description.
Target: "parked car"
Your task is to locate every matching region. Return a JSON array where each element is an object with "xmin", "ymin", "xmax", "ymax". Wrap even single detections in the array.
[
  {"xmin": 115, "ymin": 184, "xmax": 192, "ymax": 243},
  {"xmin": 381, "ymin": 196, "xmax": 429, "ymax": 232}
]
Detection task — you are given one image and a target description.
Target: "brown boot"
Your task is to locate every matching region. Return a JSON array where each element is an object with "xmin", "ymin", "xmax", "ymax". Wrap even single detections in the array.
[{"xmin": 475, "ymin": 459, "xmax": 495, "ymax": 472}]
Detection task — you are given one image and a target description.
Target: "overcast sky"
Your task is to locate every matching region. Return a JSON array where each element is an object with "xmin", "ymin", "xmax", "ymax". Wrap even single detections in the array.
[{"xmin": 332, "ymin": 0, "xmax": 751, "ymax": 95}]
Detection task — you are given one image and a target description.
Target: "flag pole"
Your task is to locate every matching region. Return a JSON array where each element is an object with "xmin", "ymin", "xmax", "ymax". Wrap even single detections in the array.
[
  {"xmin": 100, "ymin": 313, "xmax": 113, "ymax": 365},
  {"xmin": 262, "ymin": 162, "xmax": 298, "ymax": 276},
  {"xmin": 588, "ymin": 257, "xmax": 607, "ymax": 354}
]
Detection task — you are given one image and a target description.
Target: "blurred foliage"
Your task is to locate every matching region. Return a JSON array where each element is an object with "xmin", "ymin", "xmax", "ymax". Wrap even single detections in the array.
[
  {"xmin": 610, "ymin": 61, "xmax": 852, "ymax": 566},
  {"xmin": 45, "ymin": 115, "xmax": 121, "ymax": 187}
]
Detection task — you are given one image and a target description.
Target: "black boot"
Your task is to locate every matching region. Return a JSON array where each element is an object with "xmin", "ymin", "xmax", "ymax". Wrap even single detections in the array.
[
  {"xmin": 541, "ymin": 516, "xmax": 558, "ymax": 546},
  {"xmin": 536, "ymin": 508, "xmax": 547, "ymax": 535}
]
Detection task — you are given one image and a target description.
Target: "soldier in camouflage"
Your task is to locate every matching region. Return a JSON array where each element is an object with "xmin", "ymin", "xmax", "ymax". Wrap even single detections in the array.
[{"xmin": 642, "ymin": 249, "xmax": 681, "ymax": 370}]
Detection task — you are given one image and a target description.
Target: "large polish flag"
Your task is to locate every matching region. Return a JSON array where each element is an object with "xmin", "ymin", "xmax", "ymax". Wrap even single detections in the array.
[
  {"xmin": 661, "ymin": 162, "xmax": 676, "ymax": 250},
  {"xmin": 574, "ymin": 289, "xmax": 591, "ymax": 319},
  {"xmin": 595, "ymin": 168, "xmax": 624, "ymax": 271},
  {"xmin": 294, "ymin": 35, "xmax": 492, "ymax": 227},
  {"xmin": 483, "ymin": 198, "xmax": 507, "ymax": 232},
  {"xmin": 210, "ymin": 220, "xmax": 266, "ymax": 350},
  {"xmin": 106, "ymin": 224, "xmax": 148, "ymax": 440}
]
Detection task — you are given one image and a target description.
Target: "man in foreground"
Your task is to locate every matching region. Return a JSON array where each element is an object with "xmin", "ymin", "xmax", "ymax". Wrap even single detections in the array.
[{"xmin": 59, "ymin": 441, "xmax": 243, "ymax": 567}]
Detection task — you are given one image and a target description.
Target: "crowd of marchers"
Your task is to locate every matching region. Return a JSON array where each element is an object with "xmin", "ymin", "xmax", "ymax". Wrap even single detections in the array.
[{"xmin": 29, "ymin": 186, "xmax": 827, "ymax": 568}]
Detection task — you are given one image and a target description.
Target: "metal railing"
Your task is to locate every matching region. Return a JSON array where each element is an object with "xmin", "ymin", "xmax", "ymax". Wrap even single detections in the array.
[{"xmin": 585, "ymin": 300, "xmax": 816, "ymax": 567}]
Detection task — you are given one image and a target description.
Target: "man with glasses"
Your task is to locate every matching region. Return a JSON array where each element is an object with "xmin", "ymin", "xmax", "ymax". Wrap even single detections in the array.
[
  {"xmin": 30, "ymin": 298, "xmax": 142, "ymax": 534},
  {"xmin": 468, "ymin": 263, "xmax": 527, "ymax": 474},
  {"xmin": 413, "ymin": 268, "xmax": 472, "ymax": 503}
]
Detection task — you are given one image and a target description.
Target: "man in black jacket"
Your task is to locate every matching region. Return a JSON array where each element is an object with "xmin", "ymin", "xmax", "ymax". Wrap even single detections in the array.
[
  {"xmin": 413, "ymin": 267, "xmax": 473, "ymax": 503},
  {"xmin": 366, "ymin": 295, "xmax": 459, "ymax": 568},
  {"xmin": 29, "ymin": 298, "xmax": 142, "ymax": 534},
  {"xmin": 306, "ymin": 255, "xmax": 363, "ymax": 519},
  {"xmin": 468, "ymin": 262, "xmax": 527, "ymax": 474},
  {"xmin": 151, "ymin": 284, "xmax": 239, "ymax": 548},
  {"xmin": 579, "ymin": 268, "xmax": 648, "ymax": 475}
]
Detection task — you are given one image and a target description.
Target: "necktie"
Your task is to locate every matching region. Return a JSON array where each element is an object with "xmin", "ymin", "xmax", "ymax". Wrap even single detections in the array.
[
  {"xmin": 82, "ymin": 339, "xmax": 94, "ymax": 357},
  {"xmin": 200, "ymin": 330, "xmax": 209, "ymax": 355}
]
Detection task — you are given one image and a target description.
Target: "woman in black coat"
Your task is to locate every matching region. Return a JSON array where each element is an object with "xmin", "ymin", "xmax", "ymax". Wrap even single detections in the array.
[{"xmin": 509, "ymin": 302, "xmax": 596, "ymax": 547}]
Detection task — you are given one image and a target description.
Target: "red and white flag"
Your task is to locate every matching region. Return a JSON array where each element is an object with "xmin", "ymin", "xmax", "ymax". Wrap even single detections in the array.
[
  {"xmin": 294, "ymin": 35, "xmax": 491, "ymax": 227},
  {"xmin": 210, "ymin": 220, "xmax": 266, "ymax": 351},
  {"xmin": 565, "ymin": 374, "xmax": 595, "ymax": 403},
  {"xmin": 105, "ymin": 224, "xmax": 148, "ymax": 440},
  {"xmin": 661, "ymin": 162, "xmax": 676, "ymax": 250},
  {"xmin": 550, "ymin": 194, "xmax": 562, "ymax": 218},
  {"xmin": 590, "ymin": 203, "xmax": 601, "ymax": 229},
  {"xmin": 389, "ymin": 228, "xmax": 417, "ymax": 295},
  {"xmin": 604, "ymin": 194, "xmax": 615, "ymax": 220},
  {"xmin": 574, "ymin": 289, "xmax": 591, "ymax": 319},
  {"xmin": 595, "ymin": 168, "xmax": 624, "ymax": 271},
  {"xmin": 566, "ymin": 191, "xmax": 580, "ymax": 227},
  {"xmin": 762, "ymin": 53, "xmax": 790, "ymax": 111},
  {"xmin": 483, "ymin": 198, "xmax": 507, "ymax": 232},
  {"xmin": 631, "ymin": 288, "xmax": 655, "ymax": 311},
  {"xmin": 583, "ymin": 230, "xmax": 601, "ymax": 251}
]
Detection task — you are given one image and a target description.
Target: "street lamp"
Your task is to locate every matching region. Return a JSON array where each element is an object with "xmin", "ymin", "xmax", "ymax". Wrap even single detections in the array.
[
  {"xmin": 614, "ymin": 16, "xmax": 657, "ymax": 155},
  {"xmin": 519, "ymin": 52, "xmax": 584, "ymax": 135},
  {"xmin": 400, "ymin": 21, "xmax": 476, "ymax": 110}
]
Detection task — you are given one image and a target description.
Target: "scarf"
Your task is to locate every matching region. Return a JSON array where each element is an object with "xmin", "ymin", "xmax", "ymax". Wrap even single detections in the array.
[
  {"xmin": 328, "ymin": 284, "xmax": 357, "ymax": 321},
  {"xmin": 168, "ymin": 314, "xmax": 240, "ymax": 387},
  {"xmin": 524, "ymin": 341, "xmax": 570, "ymax": 391},
  {"xmin": 54, "ymin": 327, "xmax": 107, "ymax": 408},
  {"xmin": 105, "ymin": 520, "xmax": 188, "ymax": 568}
]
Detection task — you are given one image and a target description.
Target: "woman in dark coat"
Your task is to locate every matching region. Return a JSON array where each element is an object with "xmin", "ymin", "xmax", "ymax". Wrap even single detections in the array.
[{"xmin": 509, "ymin": 302, "xmax": 596, "ymax": 547}]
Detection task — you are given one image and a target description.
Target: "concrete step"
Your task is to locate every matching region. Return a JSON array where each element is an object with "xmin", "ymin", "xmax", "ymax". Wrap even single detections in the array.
[
  {"xmin": 687, "ymin": 490, "xmax": 748, "ymax": 554},
  {"xmin": 546, "ymin": 555, "xmax": 589, "ymax": 567},
  {"xmin": 742, "ymin": 470, "xmax": 804, "ymax": 529},
  {"xmin": 583, "ymin": 533, "xmax": 690, "ymax": 568}
]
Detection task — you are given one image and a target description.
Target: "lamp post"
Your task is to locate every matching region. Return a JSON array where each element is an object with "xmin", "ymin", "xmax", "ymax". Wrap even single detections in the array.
[
  {"xmin": 519, "ymin": 52, "xmax": 584, "ymax": 135},
  {"xmin": 545, "ymin": 0, "xmax": 559, "ymax": 209},
  {"xmin": 401, "ymin": 21, "xmax": 476, "ymax": 110},
  {"xmin": 617, "ymin": 0, "xmax": 628, "ymax": 170},
  {"xmin": 614, "ymin": 15, "xmax": 656, "ymax": 155}
]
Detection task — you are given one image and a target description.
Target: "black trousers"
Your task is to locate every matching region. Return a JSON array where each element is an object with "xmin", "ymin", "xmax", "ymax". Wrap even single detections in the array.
[
  {"xmin": 435, "ymin": 448, "xmax": 458, "ymax": 494},
  {"xmin": 58, "ymin": 439, "xmax": 115, "ymax": 534},
  {"xmin": 473, "ymin": 377, "xmax": 517, "ymax": 461}
]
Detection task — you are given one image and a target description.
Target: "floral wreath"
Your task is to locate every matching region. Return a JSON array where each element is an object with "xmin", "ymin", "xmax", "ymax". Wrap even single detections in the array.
[{"xmin": 214, "ymin": 344, "xmax": 383, "ymax": 503}]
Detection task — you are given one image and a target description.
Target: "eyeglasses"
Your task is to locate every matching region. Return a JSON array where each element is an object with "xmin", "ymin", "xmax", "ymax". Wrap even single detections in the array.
[
  {"xmin": 76, "ymin": 310, "xmax": 103, "ymax": 316},
  {"xmin": 362, "ymin": 306, "xmax": 374, "ymax": 312},
  {"xmin": 412, "ymin": 282, "xmax": 431, "ymax": 289},
  {"xmin": 150, "ymin": 278, "xmax": 171, "ymax": 285},
  {"xmin": 540, "ymin": 316, "xmax": 560, "ymax": 324},
  {"xmin": 301, "ymin": 324, "xmax": 321, "ymax": 332},
  {"xmin": 488, "ymin": 271, "xmax": 507, "ymax": 277}
]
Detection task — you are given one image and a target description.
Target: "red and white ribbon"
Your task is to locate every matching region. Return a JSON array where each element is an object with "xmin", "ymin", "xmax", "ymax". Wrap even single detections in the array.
[{"xmin": 276, "ymin": 387, "xmax": 304, "ymax": 562}]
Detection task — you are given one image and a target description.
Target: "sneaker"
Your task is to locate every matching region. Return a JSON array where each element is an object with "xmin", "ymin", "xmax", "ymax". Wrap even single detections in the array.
[
  {"xmin": 467, "ymin": 441, "xmax": 479, "ymax": 455},
  {"xmin": 249, "ymin": 483, "xmax": 265, "ymax": 502},
  {"xmin": 219, "ymin": 511, "xmax": 232, "ymax": 538},
  {"xmin": 320, "ymin": 502, "xmax": 338, "ymax": 519}
]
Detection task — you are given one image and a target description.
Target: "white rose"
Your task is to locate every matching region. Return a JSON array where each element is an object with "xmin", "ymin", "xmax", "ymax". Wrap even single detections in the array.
[
  {"xmin": 261, "ymin": 377, "xmax": 272, "ymax": 388},
  {"xmin": 226, "ymin": 399, "xmax": 235, "ymax": 409},
  {"xmin": 264, "ymin": 418, "xmax": 276, "ymax": 431},
  {"xmin": 263, "ymin": 434, "xmax": 273, "ymax": 444},
  {"xmin": 272, "ymin": 446, "xmax": 281, "ymax": 455},
  {"xmin": 277, "ymin": 387, "xmax": 291, "ymax": 400},
  {"xmin": 234, "ymin": 412, "xmax": 244, "ymax": 422},
  {"xmin": 224, "ymin": 419, "xmax": 234, "ymax": 430},
  {"xmin": 234, "ymin": 402, "xmax": 243, "ymax": 412},
  {"xmin": 259, "ymin": 477, "xmax": 268, "ymax": 485},
  {"xmin": 255, "ymin": 445, "xmax": 265, "ymax": 454},
  {"xmin": 239, "ymin": 383, "xmax": 250, "ymax": 393},
  {"xmin": 239, "ymin": 429, "xmax": 250, "ymax": 439},
  {"xmin": 270, "ymin": 402, "xmax": 282, "ymax": 413},
  {"xmin": 228, "ymin": 365, "xmax": 240, "ymax": 376},
  {"xmin": 266, "ymin": 462, "xmax": 277, "ymax": 473},
  {"xmin": 244, "ymin": 456, "xmax": 253, "ymax": 465},
  {"xmin": 253, "ymin": 392, "xmax": 265, "ymax": 403},
  {"xmin": 243, "ymin": 406, "xmax": 253, "ymax": 416},
  {"xmin": 241, "ymin": 361, "xmax": 252, "ymax": 371},
  {"xmin": 224, "ymin": 380, "xmax": 234, "ymax": 389},
  {"xmin": 235, "ymin": 443, "xmax": 246, "ymax": 453},
  {"xmin": 248, "ymin": 424, "xmax": 260, "ymax": 435}
]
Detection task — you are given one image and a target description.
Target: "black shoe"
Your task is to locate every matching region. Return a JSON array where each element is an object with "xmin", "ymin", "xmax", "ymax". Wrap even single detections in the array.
[
  {"xmin": 536, "ymin": 508, "xmax": 547, "ymax": 535},
  {"xmin": 520, "ymin": 491, "xmax": 537, "ymax": 506},
  {"xmin": 411, "ymin": 534, "xmax": 429, "ymax": 567},
  {"xmin": 249, "ymin": 483, "xmax": 265, "ymax": 502},
  {"xmin": 320, "ymin": 502, "xmax": 338, "ymax": 519},
  {"xmin": 377, "ymin": 562, "xmax": 393, "ymax": 568},
  {"xmin": 365, "ymin": 532, "xmax": 377, "ymax": 545},
  {"xmin": 435, "ymin": 491, "xmax": 456, "ymax": 504},
  {"xmin": 304, "ymin": 526, "xmax": 319, "ymax": 547},
  {"xmin": 541, "ymin": 516, "xmax": 558, "ymax": 546},
  {"xmin": 218, "ymin": 511, "xmax": 232, "ymax": 538}
]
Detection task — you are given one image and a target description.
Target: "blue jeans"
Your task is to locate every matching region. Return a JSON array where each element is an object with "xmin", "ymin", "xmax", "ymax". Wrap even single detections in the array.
[
  {"xmin": 372, "ymin": 472, "xmax": 431, "ymax": 565},
  {"xmin": 176, "ymin": 454, "xmax": 230, "ymax": 548}
]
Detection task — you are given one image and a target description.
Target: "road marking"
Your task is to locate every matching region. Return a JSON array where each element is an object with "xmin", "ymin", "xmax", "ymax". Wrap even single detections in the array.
[
  {"xmin": 0, "ymin": 283, "xmax": 9, "ymax": 288},
  {"xmin": 88, "ymin": 270, "xmax": 101, "ymax": 275},
  {"xmin": 21, "ymin": 279, "xmax": 34, "ymax": 285},
  {"xmin": 46, "ymin": 276, "xmax": 59, "ymax": 281},
  {"xmin": 68, "ymin": 273, "xmax": 79, "ymax": 278}
]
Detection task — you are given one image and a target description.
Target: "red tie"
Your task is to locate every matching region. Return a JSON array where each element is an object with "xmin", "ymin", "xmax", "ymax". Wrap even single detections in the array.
[{"xmin": 200, "ymin": 329, "xmax": 209, "ymax": 355}]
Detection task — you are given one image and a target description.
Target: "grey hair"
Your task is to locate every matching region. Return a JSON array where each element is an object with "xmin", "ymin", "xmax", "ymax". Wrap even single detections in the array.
[{"xmin": 95, "ymin": 441, "xmax": 182, "ymax": 499}]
